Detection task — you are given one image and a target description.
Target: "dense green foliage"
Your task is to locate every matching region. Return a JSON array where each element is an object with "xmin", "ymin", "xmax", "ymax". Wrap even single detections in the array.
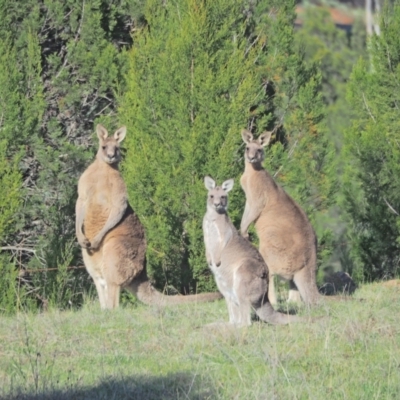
[
  {"xmin": 295, "ymin": 5, "xmax": 366, "ymax": 142},
  {"xmin": 0, "ymin": 36, "xmax": 42, "ymax": 312},
  {"xmin": 0, "ymin": 0, "xmax": 143, "ymax": 312},
  {"xmin": 294, "ymin": 4, "xmax": 367, "ymax": 278},
  {"xmin": 119, "ymin": 0, "xmax": 334, "ymax": 293},
  {"xmin": 343, "ymin": 0, "xmax": 400, "ymax": 281}
]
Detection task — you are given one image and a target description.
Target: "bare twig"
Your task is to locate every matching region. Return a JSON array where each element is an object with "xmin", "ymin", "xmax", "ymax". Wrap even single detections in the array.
[
  {"xmin": 273, "ymin": 165, "xmax": 283, "ymax": 178},
  {"xmin": 94, "ymin": 102, "xmax": 112, "ymax": 117},
  {"xmin": 19, "ymin": 265, "xmax": 86, "ymax": 275},
  {"xmin": 362, "ymin": 92, "xmax": 376, "ymax": 122},
  {"xmin": 384, "ymin": 197, "xmax": 399, "ymax": 216},
  {"xmin": 288, "ymin": 139, "xmax": 298, "ymax": 158},
  {"xmin": 1, "ymin": 246, "xmax": 36, "ymax": 253},
  {"xmin": 245, "ymin": 34, "xmax": 260, "ymax": 57}
]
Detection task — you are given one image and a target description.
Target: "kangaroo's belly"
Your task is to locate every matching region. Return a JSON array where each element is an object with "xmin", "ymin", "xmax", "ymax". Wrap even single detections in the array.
[
  {"xmin": 84, "ymin": 205, "xmax": 110, "ymax": 240},
  {"xmin": 104, "ymin": 209, "xmax": 145, "ymax": 245},
  {"xmin": 211, "ymin": 266, "xmax": 238, "ymax": 305}
]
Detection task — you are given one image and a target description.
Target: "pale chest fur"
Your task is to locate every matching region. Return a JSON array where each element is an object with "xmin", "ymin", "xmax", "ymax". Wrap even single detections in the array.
[
  {"xmin": 80, "ymin": 164, "xmax": 125, "ymax": 206},
  {"xmin": 240, "ymin": 173, "xmax": 250, "ymax": 194},
  {"xmin": 204, "ymin": 219, "xmax": 237, "ymax": 304},
  {"xmin": 241, "ymin": 167, "xmax": 277, "ymax": 208},
  {"xmin": 203, "ymin": 216, "xmax": 224, "ymax": 266},
  {"xmin": 240, "ymin": 168, "xmax": 262, "ymax": 198}
]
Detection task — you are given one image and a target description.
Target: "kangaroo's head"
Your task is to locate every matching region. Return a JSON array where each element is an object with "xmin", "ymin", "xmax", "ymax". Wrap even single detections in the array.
[
  {"xmin": 96, "ymin": 124, "xmax": 127, "ymax": 165},
  {"xmin": 204, "ymin": 176, "xmax": 234, "ymax": 214},
  {"xmin": 241, "ymin": 130, "xmax": 272, "ymax": 164}
]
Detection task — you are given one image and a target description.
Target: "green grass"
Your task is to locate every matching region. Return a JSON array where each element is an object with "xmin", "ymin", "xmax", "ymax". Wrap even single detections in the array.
[{"xmin": 1, "ymin": 282, "xmax": 400, "ymax": 399}]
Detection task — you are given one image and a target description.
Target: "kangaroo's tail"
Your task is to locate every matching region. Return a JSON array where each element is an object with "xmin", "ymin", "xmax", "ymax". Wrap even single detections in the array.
[
  {"xmin": 255, "ymin": 298, "xmax": 303, "ymax": 325},
  {"xmin": 128, "ymin": 272, "xmax": 222, "ymax": 306}
]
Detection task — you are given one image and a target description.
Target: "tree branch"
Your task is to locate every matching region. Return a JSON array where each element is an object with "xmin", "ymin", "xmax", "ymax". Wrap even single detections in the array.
[{"xmin": 1, "ymin": 246, "xmax": 36, "ymax": 253}]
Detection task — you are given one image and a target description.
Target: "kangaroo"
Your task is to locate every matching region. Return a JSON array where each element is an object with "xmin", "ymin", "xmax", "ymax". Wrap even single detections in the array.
[
  {"xmin": 76, "ymin": 124, "xmax": 222, "ymax": 309},
  {"xmin": 240, "ymin": 129, "xmax": 321, "ymax": 306},
  {"xmin": 202, "ymin": 176, "xmax": 301, "ymax": 326}
]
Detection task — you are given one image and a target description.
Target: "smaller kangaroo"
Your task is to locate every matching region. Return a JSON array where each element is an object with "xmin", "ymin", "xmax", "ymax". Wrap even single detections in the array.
[
  {"xmin": 76, "ymin": 124, "xmax": 222, "ymax": 309},
  {"xmin": 240, "ymin": 129, "xmax": 321, "ymax": 306},
  {"xmin": 202, "ymin": 176, "xmax": 301, "ymax": 326}
]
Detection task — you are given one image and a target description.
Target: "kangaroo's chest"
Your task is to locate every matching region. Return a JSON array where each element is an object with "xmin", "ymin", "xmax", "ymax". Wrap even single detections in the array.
[
  {"xmin": 204, "ymin": 219, "xmax": 223, "ymax": 253},
  {"xmin": 240, "ymin": 174, "xmax": 249, "ymax": 193},
  {"xmin": 82, "ymin": 173, "xmax": 120, "ymax": 237},
  {"xmin": 91, "ymin": 188, "xmax": 111, "ymax": 208},
  {"xmin": 240, "ymin": 172, "xmax": 259, "ymax": 197},
  {"xmin": 86, "ymin": 173, "xmax": 121, "ymax": 207}
]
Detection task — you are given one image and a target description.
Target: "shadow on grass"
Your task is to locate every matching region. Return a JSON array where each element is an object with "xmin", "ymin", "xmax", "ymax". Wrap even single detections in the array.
[{"xmin": 3, "ymin": 372, "xmax": 216, "ymax": 400}]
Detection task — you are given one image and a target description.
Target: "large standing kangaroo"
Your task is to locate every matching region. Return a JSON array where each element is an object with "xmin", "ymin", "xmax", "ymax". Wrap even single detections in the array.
[
  {"xmin": 202, "ymin": 176, "xmax": 301, "ymax": 326},
  {"xmin": 240, "ymin": 130, "xmax": 321, "ymax": 306},
  {"xmin": 75, "ymin": 124, "xmax": 222, "ymax": 309}
]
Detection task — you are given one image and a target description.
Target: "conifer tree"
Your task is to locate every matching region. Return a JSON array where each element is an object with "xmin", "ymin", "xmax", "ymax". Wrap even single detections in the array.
[
  {"xmin": 0, "ymin": 0, "xmax": 145, "ymax": 311},
  {"xmin": 119, "ymin": 0, "xmax": 335, "ymax": 294},
  {"xmin": 294, "ymin": 5, "xmax": 367, "ymax": 276},
  {"xmin": 343, "ymin": 0, "xmax": 400, "ymax": 281},
  {"xmin": 0, "ymin": 36, "xmax": 43, "ymax": 312}
]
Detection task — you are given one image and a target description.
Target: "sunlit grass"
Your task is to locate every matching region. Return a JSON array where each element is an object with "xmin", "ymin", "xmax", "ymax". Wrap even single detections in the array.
[{"xmin": 1, "ymin": 282, "xmax": 400, "ymax": 399}]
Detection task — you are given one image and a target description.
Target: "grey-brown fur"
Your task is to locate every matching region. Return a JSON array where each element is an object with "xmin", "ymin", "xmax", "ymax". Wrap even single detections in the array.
[
  {"xmin": 240, "ymin": 129, "xmax": 321, "ymax": 306},
  {"xmin": 75, "ymin": 125, "xmax": 221, "ymax": 309},
  {"xmin": 203, "ymin": 176, "xmax": 301, "ymax": 326}
]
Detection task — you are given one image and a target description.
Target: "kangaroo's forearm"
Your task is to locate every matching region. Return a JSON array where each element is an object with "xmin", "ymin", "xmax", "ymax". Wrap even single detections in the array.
[
  {"xmin": 240, "ymin": 201, "xmax": 260, "ymax": 235},
  {"xmin": 205, "ymin": 249, "xmax": 212, "ymax": 265},
  {"xmin": 96, "ymin": 202, "xmax": 127, "ymax": 240},
  {"xmin": 213, "ymin": 246, "xmax": 223, "ymax": 266},
  {"xmin": 75, "ymin": 198, "xmax": 86, "ymax": 239},
  {"xmin": 213, "ymin": 230, "xmax": 232, "ymax": 266}
]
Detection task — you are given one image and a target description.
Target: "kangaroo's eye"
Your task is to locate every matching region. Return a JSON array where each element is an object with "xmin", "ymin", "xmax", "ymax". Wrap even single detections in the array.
[
  {"xmin": 102, "ymin": 146, "xmax": 106, "ymax": 150},
  {"xmin": 246, "ymin": 147, "xmax": 249, "ymax": 151},
  {"xmin": 210, "ymin": 195, "xmax": 214, "ymax": 199},
  {"xmin": 257, "ymin": 149, "xmax": 262, "ymax": 153}
]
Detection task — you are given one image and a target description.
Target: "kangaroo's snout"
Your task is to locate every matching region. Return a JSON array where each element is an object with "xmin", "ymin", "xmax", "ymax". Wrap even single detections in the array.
[
  {"xmin": 246, "ymin": 145, "xmax": 264, "ymax": 164},
  {"xmin": 101, "ymin": 142, "xmax": 121, "ymax": 164},
  {"xmin": 208, "ymin": 190, "xmax": 228, "ymax": 213}
]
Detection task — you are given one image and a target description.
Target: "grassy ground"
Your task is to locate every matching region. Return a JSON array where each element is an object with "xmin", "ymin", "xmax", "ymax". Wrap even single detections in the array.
[{"xmin": 1, "ymin": 282, "xmax": 400, "ymax": 399}]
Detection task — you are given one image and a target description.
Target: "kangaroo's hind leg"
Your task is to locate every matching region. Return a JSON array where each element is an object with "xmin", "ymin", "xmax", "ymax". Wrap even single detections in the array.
[
  {"xmin": 82, "ymin": 249, "xmax": 108, "ymax": 309},
  {"xmin": 100, "ymin": 243, "xmax": 127, "ymax": 310},
  {"xmin": 231, "ymin": 265, "xmax": 258, "ymax": 327},
  {"xmin": 259, "ymin": 246, "xmax": 279, "ymax": 306},
  {"xmin": 287, "ymin": 280, "xmax": 302, "ymax": 304},
  {"xmin": 103, "ymin": 282, "xmax": 120, "ymax": 309},
  {"xmin": 226, "ymin": 297, "xmax": 239, "ymax": 324},
  {"xmin": 293, "ymin": 266, "xmax": 320, "ymax": 306},
  {"xmin": 267, "ymin": 273, "xmax": 278, "ymax": 306}
]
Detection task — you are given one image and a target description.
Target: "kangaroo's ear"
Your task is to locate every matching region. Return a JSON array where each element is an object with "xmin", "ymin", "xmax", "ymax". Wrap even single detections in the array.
[
  {"xmin": 222, "ymin": 179, "xmax": 234, "ymax": 193},
  {"xmin": 204, "ymin": 176, "xmax": 216, "ymax": 191},
  {"xmin": 114, "ymin": 126, "xmax": 127, "ymax": 143},
  {"xmin": 241, "ymin": 129, "xmax": 253, "ymax": 144},
  {"xmin": 258, "ymin": 131, "xmax": 272, "ymax": 147},
  {"xmin": 96, "ymin": 124, "xmax": 108, "ymax": 141}
]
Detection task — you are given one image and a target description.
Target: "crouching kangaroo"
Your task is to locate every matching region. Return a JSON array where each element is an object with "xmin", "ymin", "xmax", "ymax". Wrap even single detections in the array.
[
  {"xmin": 240, "ymin": 130, "xmax": 320, "ymax": 306},
  {"xmin": 76, "ymin": 124, "xmax": 222, "ymax": 309},
  {"xmin": 202, "ymin": 176, "xmax": 301, "ymax": 326}
]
